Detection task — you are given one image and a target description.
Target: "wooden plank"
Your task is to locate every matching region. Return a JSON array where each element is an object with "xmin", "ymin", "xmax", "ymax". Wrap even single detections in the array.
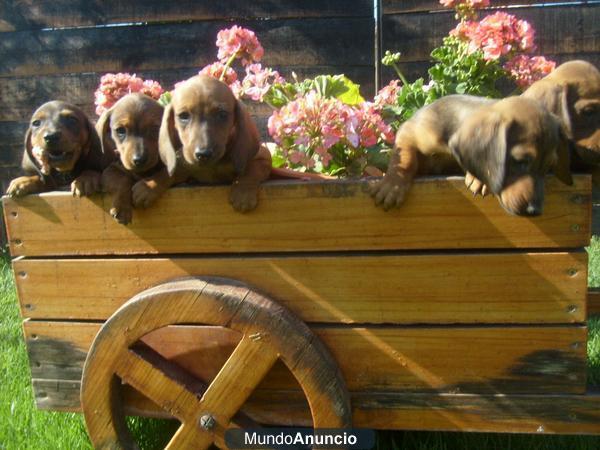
[
  {"xmin": 589, "ymin": 288, "xmax": 600, "ymax": 316},
  {"xmin": 30, "ymin": 380, "xmax": 600, "ymax": 434},
  {"xmin": 0, "ymin": 0, "xmax": 374, "ymax": 32},
  {"xmin": 12, "ymin": 252, "xmax": 588, "ymax": 323},
  {"xmin": 2, "ymin": 176, "xmax": 591, "ymax": 256},
  {"xmin": 0, "ymin": 18, "xmax": 374, "ymax": 78},
  {"xmin": 0, "ymin": 65, "xmax": 375, "ymax": 122},
  {"xmin": 23, "ymin": 321, "xmax": 587, "ymax": 394},
  {"xmin": 382, "ymin": 5, "xmax": 600, "ymax": 64},
  {"xmin": 382, "ymin": 0, "xmax": 590, "ymax": 14}
]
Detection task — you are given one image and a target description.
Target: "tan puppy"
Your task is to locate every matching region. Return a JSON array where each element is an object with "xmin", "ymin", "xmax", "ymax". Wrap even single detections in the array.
[
  {"xmin": 524, "ymin": 60, "xmax": 600, "ymax": 169},
  {"xmin": 7, "ymin": 101, "xmax": 111, "ymax": 197},
  {"xmin": 96, "ymin": 93, "xmax": 164, "ymax": 224},
  {"xmin": 159, "ymin": 75, "xmax": 272, "ymax": 212},
  {"xmin": 371, "ymin": 95, "xmax": 572, "ymax": 216}
]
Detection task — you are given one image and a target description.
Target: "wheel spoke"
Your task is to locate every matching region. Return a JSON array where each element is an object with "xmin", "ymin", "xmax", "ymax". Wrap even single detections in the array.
[
  {"xmin": 115, "ymin": 349, "xmax": 202, "ymax": 421},
  {"xmin": 165, "ymin": 422, "xmax": 214, "ymax": 450},
  {"xmin": 198, "ymin": 334, "xmax": 279, "ymax": 426}
]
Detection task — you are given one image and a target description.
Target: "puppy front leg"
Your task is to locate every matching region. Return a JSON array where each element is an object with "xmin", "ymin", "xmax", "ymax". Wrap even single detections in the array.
[
  {"xmin": 370, "ymin": 141, "xmax": 418, "ymax": 210},
  {"xmin": 132, "ymin": 166, "xmax": 186, "ymax": 209},
  {"xmin": 6, "ymin": 175, "xmax": 47, "ymax": 197},
  {"xmin": 102, "ymin": 164, "xmax": 134, "ymax": 224},
  {"xmin": 72, "ymin": 170, "xmax": 102, "ymax": 197},
  {"xmin": 229, "ymin": 145, "xmax": 272, "ymax": 213}
]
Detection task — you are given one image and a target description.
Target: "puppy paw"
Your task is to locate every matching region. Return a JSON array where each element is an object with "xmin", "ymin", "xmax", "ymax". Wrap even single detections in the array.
[
  {"xmin": 369, "ymin": 176, "xmax": 410, "ymax": 210},
  {"xmin": 465, "ymin": 172, "xmax": 488, "ymax": 197},
  {"xmin": 6, "ymin": 177, "xmax": 40, "ymax": 197},
  {"xmin": 132, "ymin": 180, "xmax": 162, "ymax": 209},
  {"xmin": 72, "ymin": 172, "xmax": 101, "ymax": 197},
  {"xmin": 109, "ymin": 206, "xmax": 133, "ymax": 225},
  {"xmin": 229, "ymin": 183, "xmax": 259, "ymax": 213}
]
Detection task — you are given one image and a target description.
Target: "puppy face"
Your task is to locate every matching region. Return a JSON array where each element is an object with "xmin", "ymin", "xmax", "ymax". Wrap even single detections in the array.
[
  {"xmin": 97, "ymin": 93, "xmax": 163, "ymax": 173},
  {"xmin": 525, "ymin": 60, "xmax": 600, "ymax": 165},
  {"xmin": 26, "ymin": 101, "xmax": 93, "ymax": 173},
  {"xmin": 450, "ymin": 96, "xmax": 571, "ymax": 216},
  {"xmin": 170, "ymin": 75, "xmax": 236, "ymax": 167}
]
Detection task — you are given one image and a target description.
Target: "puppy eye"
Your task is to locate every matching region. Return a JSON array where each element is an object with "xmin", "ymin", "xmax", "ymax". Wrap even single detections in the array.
[
  {"xmin": 62, "ymin": 115, "xmax": 79, "ymax": 127},
  {"xmin": 215, "ymin": 109, "xmax": 229, "ymax": 121},
  {"xmin": 177, "ymin": 112, "xmax": 191, "ymax": 123},
  {"xmin": 512, "ymin": 157, "xmax": 531, "ymax": 169},
  {"xmin": 115, "ymin": 127, "xmax": 127, "ymax": 139},
  {"xmin": 31, "ymin": 119, "xmax": 41, "ymax": 128},
  {"xmin": 581, "ymin": 106, "xmax": 598, "ymax": 117}
]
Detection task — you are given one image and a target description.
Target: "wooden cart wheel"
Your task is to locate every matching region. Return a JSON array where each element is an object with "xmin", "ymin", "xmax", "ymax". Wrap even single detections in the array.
[{"xmin": 81, "ymin": 277, "xmax": 352, "ymax": 450}]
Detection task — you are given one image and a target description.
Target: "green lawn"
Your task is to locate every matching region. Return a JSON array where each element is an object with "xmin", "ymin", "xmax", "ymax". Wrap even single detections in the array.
[{"xmin": 1, "ymin": 241, "xmax": 600, "ymax": 450}]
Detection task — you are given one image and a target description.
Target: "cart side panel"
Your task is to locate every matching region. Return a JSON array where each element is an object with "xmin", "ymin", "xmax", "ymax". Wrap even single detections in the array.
[
  {"xmin": 2, "ymin": 176, "xmax": 591, "ymax": 256},
  {"xmin": 13, "ymin": 251, "xmax": 588, "ymax": 324}
]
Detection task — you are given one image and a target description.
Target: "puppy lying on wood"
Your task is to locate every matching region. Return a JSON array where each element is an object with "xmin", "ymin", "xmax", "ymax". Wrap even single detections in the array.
[
  {"xmin": 371, "ymin": 95, "xmax": 572, "ymax": 216},
  {"xmin": 96, "ymin": 93, "xmax": 164, "ymax": 224},
  {"xmin": 7, "ymin": 101, "xmax": 112, "ymax": 197},
  {"xmin": 524, "ymin": 60, "xmax": 600, "ymax": 171},
  {"xmin": 158, "ymin": 75, "xmax": 272, "ymax": 212}
]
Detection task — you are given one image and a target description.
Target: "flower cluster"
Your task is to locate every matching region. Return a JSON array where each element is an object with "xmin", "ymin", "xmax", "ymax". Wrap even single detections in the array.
[
  {"xmin": 441, "ymin": 0, "xmax": 489, "ymax": 19},
  {"xmin": 452, "ymin": 12, "xmax": 535, "ymax": 61},
  {"xmin": 268, "ymin": 91, "xmax": 393, "ymax": 175},
  {"xmin": 94, "ymin": 73, "xmax": 163, "ymax": 115},
  {"xmin": 231, "ymin": 64, "xmax": 285, "ymax": 102},
  {"xmin": 503, "ymin": 55, "xmax": 556, "ymax": 88},
  {"xmin": 374, "ymin": 80, "xmax": 402, "ymax": 109},
  {"xmin": 199, "ymin": 62, "xmax": 238, "ymax": 85},
  {"xmin": 216, "ymin": 25, "xmax": 264, "ymax": 66}
]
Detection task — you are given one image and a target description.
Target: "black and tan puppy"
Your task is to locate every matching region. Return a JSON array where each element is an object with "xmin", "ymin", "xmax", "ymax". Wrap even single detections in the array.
[
  {"xmin": 371, "ymin": 95, "xmax": 572, "ymax": 216},
  {"xmin": 97, "ymin": 93, "xmax": 164, "ymax": 224},
  {"xmin": 524, "ymin": 60, "xmax": 600, "ymax": 169},
  {"xmin": 7, "ymin": 101, "xmax": 111, "ymax": 197},
  {"xmin": 158, "ymin": 75, "xmax": 272, "ymax": 212}
]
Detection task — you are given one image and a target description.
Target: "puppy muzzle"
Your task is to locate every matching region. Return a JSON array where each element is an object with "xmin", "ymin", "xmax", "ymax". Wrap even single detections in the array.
[{"xmin": 194, "ymin": 146, "xmax": 215, "ymax": 162}]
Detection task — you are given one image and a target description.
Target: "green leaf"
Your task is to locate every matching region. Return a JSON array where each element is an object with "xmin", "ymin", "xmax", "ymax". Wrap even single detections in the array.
[{"xmin": 336, "ymin": 76, "xmax": 365, "ymax": 105}]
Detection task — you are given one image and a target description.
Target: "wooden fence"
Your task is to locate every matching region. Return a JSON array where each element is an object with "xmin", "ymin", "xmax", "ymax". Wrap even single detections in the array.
[{"xmin": 0, "ymin": 0, "xmax": 598, "ymax": 191}]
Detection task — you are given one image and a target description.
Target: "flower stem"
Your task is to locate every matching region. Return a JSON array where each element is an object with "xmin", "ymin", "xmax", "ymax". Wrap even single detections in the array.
[
  {"xmin": 219, "ymin": 51, "xmax": 238, "ymax": 82},
  {"xmin": 391, "ymin": 62, "xmax": 409, "ymax": 86}
]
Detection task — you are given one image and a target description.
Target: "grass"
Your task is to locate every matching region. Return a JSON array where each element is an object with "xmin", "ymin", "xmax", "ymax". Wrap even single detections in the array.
[{"xmin": 1, "ymin": 244, "xmax": 600, "ymax": 449}]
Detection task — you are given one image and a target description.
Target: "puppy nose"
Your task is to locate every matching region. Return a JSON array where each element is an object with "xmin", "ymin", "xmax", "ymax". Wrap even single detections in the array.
[
  {"xmin": 132, "ymin": 153, "xmax": 147, "ymax": 167},
  {"xmin": 525, "ymin": 204, "xmax": 542, "ymax": 216},
  {"xmin": 195, "ymin": 147, "xmax": 213, "ymax": 161},
  {"xmin": 43, "ymin": 131, "xmax": 61, "ymax": 145}
]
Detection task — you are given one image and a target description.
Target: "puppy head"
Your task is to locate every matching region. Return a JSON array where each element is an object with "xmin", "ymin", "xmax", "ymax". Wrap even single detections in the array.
[
  {"xmin": 450, "ymin": 96, "xmax": 571, "ymax": 216},
  {"xmin": 159, "ymin": 75, "xmax": 259, "ymax": 176},
  {"xmin": 524, "ymin": 60, "xmax": 600, "ymax": 165},
  {"xmin": 96, "ymin": 93, "xmax": 163, "ymax": 173},
  {"xmin": 25, "ymin": 101, "xmax": 96, "ymax": 173}
]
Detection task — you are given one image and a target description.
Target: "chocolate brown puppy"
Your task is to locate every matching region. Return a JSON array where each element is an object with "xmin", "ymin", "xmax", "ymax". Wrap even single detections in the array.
[
  {"xmin": 7, "ymin": 101, "xmax": 111, "ymax": 197},
  {"xmin": 159, "ymin": 75, "xmax": 272, "ymax": 212},
  {"xmin": 97, "ymin": 93, "xmax": 164, "ymax": 224},
  {"xmin": 523, "ymin": 60, "xmax": 600, "ymax": 169},
  {"xmin": 370, "ymin": 95, "xmax": 572, "ymax": 216}
]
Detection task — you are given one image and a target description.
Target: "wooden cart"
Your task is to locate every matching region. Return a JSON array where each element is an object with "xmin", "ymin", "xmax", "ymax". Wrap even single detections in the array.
[{"xmin": 4, "ymin": 175, "xmax": 600, "ymax": 448}]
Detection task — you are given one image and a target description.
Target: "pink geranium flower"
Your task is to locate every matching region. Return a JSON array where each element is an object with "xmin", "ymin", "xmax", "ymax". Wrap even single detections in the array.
[
  {"xmin": 452, "ymin": 12, "xmax": 536, "ymax": 61},
  {"xmin": 199, "ymin": 62, "xmax": 238, "ymax": 86},
  {"xmin": 236, "ymin": 64, "xmax": 285, "ymax": 102},
  {"xmin": 440, "ymin": 0, "xmax": 489, "ymax": 8},
  {"xmin": 374, "ymin": 80, "xmax": 402, "ymax": 108},
  {"xmin": 216, "ymin": 25, "xmax": 264, "ymax": 66},
  {"xmin": 504, "ymin": 55, "xmax": 556, "ymax": 88},
  {"xmin": 94, "ymin": 73, "xmax": 163, "ymax": 115}
]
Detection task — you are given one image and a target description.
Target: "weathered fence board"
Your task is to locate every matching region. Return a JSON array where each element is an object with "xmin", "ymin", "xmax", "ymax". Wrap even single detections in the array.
[{"xmin": 0, "ymin": 0, "xmax": 374, "ymax": 32}]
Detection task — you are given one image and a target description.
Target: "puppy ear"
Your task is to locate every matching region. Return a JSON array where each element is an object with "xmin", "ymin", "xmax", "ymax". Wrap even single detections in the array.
[
  {"xmin": 449, "ymin": 111, "xmax": 508, "ymax": 195},
  {"xmin": 159, "ymin": 102, "xmax": 181, "ymax": 176},
  {"xmin": 228, "ymin": 100, "xmax": 260, "ymax": 174},
  {"xmin": 524, "ymin": 81, "xmax": 572, "ymax": 139},
  {"xmin": 21, "ymin": 126, "xmax": 38, "ymax": 172},
  {"xmin": 95, "ymin": 108, "xmax": 116, "ymax": 155},
  {"xmin": 553, "ymin": 120, "xmax": 573, "ymax": 186}
]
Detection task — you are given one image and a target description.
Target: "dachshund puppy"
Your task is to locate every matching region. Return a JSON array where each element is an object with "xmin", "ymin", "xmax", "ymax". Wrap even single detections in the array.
[
  {"xmin": 371, "ymin": 95, "xmax": 572, "ymax": 216},
  {"xmin": 7, "ymin": 101, "xmax": 111, "ymax": 197},
  {"xmin": 159, "ymin": 75, "xmax": 272, "ymax": 212},
  {"xmin": 523, "ymin": 60, "xmax": 600, "ymax": 169},
  {"xmin": 97, "ymin": 93, "xmax": 164, "ymax": 224}
]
